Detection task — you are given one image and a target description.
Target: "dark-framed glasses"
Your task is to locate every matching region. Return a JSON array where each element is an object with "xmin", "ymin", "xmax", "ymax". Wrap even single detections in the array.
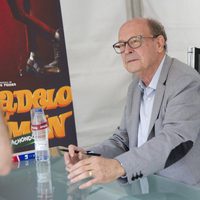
[{"xmin": 113, "ymin": 35, "xmax": 157, "ymax": 54}]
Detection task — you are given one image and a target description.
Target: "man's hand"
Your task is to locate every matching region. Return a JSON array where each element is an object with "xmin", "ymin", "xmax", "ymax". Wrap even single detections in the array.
[
  {"xmin": 67, "ymin": 156, "xmax": 125, "ymax": 189},
  {"xmin": 64, "ymin": 144, "xmax": 88, "ymax": 170}
]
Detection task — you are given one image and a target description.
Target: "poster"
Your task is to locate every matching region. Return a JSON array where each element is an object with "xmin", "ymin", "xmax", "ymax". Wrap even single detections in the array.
[{"xmin": 0, "ymin": 0, "xmax": 77, "ymax": 153}]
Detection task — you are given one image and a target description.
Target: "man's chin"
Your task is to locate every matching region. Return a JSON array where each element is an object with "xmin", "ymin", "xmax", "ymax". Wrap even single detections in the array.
[{"xmin": 125, "ymin": 64, "xmax": 140, "ymax": 74}]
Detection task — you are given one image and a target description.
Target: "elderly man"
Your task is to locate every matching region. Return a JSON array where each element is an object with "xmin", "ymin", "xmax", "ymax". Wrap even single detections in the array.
[{"xmin": 65, "ymin": 17, "xmax": 200, "ymax": 189}]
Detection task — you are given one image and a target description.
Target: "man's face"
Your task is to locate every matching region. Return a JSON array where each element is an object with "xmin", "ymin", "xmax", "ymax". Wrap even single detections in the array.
[{"xmin": 119, "ymin": 19, "xmax": 163, "ymax": 79}]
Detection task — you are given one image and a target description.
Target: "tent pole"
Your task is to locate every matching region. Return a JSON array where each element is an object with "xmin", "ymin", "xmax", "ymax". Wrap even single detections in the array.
[{"xmin": 125, "ymin": 0, "xmax": 143, "ymax": 19}]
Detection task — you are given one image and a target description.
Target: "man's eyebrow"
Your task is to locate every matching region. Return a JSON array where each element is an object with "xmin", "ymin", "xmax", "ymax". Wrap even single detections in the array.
[{"xmin": 117, "ymin": 40, "xmax": 126, "ymax": 42}]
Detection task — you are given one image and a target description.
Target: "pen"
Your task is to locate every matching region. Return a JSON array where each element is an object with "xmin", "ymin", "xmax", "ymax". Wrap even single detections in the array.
[
  {"xmin": 12, "ymin": 152, "xmax": 35, "ymax": 162},
  {"xmin": 59, "ymin": 148, "xmax": 101, "ymax": 156}
]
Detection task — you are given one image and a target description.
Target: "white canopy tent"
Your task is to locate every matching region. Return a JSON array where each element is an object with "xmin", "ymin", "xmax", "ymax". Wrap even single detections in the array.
[{"xmin": 60, "ymin": 0, "xmax": 200, "ymax": 147}]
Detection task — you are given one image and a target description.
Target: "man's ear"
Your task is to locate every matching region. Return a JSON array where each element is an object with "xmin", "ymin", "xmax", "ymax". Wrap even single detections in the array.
[{"xmin": 156, "ymin": 35, "xmax": 165, "ymax": 53}]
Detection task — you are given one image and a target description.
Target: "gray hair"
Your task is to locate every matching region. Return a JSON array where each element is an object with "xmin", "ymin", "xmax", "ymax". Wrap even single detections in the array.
[{"xmin": 146, "ymin": 18, "xmax": 167, "ymax": 51}]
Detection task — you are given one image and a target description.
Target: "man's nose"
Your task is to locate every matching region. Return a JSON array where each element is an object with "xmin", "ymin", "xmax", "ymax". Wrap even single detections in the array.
[{"xmin": 124, "ymin": 43, "xmax": 134, "ymax": 54}]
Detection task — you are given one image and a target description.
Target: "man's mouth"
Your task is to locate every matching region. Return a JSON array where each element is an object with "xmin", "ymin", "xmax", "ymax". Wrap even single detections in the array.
[{"xmin": 126, "ymin": 59, "xmax": 138, "ymax": 63}]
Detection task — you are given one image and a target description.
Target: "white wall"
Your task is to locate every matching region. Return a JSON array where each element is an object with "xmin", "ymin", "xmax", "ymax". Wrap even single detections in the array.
[{"xmin": 60, "ymin": 0, "xmax": 132, "ymax": 147}]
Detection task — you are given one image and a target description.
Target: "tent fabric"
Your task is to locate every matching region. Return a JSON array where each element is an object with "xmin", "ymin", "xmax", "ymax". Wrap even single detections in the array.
[
  {"xmin": 60, "ymin": 0, "xmax": 132, "ymax": 147},
  {"xmin": 142, "ymin": 0, "xmax": 200, "ymax": 64}
]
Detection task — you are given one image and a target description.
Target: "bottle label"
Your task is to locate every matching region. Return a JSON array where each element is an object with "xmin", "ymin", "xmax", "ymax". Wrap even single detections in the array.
[{"xmin": 31, "ymin": 122, "xmax": 48, "ymax": 131}]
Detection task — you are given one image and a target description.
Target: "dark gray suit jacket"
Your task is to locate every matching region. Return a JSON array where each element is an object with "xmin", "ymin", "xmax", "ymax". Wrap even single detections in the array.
[{"xmin": 90, "ymin": 55, "xmax": 200, "ymax": 185}]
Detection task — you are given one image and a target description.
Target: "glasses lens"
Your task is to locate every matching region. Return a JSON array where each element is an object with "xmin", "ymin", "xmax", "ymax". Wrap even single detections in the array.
[
  {"xmin": 113, "ymin": 42, "xmax": 125, "ymax": 54},
  {"xmin": 128, "ymin": 36, "xmax": 142, "ymax": 49}
]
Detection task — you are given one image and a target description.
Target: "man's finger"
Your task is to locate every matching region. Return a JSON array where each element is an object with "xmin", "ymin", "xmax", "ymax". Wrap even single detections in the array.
[
  {"xmin": 68, "ymin": 163, "xmax": 92, "ymax": 179},
  {"xmin": 69, "ymin": 158, "xmax": 92, "ymax": 172},
  {"xmin": 70, "ymin": 170, "xmax": 92, "ymax": 184},
  {"xmin": 79, "ymin": 178, "xmax": 97, "ymax": 189},
  {"xmin": 68, "ymin": 144, "xmax": 77, "ymax": 157}
]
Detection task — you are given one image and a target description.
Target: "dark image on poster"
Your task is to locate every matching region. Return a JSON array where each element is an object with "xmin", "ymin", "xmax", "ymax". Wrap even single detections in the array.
[{"xmin": 0, "ymin": 0, "xmax": 77, "ymax": 153}]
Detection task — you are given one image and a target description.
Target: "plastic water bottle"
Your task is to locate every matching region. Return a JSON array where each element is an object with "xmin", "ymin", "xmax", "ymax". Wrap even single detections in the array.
[
  {"xmin": 36, "ymin": 160, "xmax": 53, "ymax": 200},
  {"xmin": 30, "ymin": 108, "xmax": 50, "ymax": 161}
]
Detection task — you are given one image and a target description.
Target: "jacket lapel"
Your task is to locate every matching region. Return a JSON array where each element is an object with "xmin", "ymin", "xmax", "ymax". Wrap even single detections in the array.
[
  {"xmin": 148, "ymin": 55, "xmax": 173, "ymax": 139},
  {"xmin": 131, "ymin": 85, "xmax": 142, "ymax": 146}
]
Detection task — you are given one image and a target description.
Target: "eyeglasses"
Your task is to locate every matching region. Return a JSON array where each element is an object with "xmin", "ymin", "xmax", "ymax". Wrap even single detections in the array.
[{"xmin": 113, "ymin": 35, "xmax": 157, "ymax": 54}]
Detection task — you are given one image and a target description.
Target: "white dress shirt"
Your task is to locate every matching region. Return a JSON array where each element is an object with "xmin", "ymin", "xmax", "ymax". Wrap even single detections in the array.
[{"xmin": 138, "ymin": 56, "xmax": 165, "ymax": 147}]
